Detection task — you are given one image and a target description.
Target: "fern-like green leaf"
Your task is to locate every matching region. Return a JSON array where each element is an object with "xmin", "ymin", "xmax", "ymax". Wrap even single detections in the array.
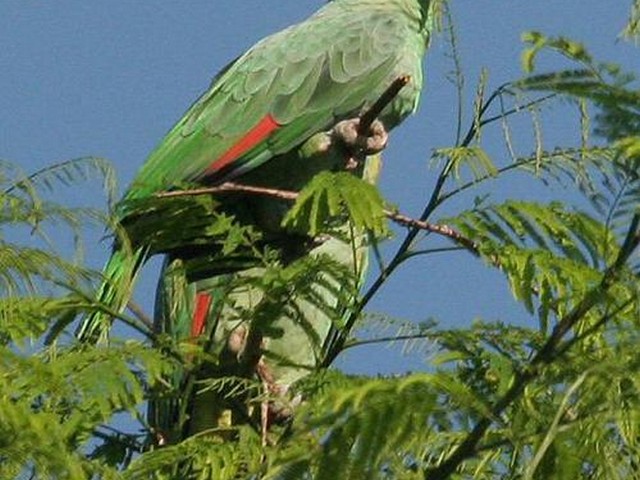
[
  {"xmin": 3, "ymin": 157, "xmax": 117, "ymax": 207},
  {"xmin": 432, "ymin": 146, "xmax": 498, "ymax": 183},
  {"xmin": 623, "ymin": 0, "xmax": 640, "ymax": 42},
  {"xmin": 443, "ymin": 201, "xmax": 625, "ymax": 329},
  {"xmin": 283, "ymin": 171, "xmax": 387, "ymax": 237},
  {"xmin": 124, "ymin": 427, "xmax": 261, "ymax": 480},
  {"xmin": 521, "ymin": 32, "xmax": 594, "ymax": 73}
]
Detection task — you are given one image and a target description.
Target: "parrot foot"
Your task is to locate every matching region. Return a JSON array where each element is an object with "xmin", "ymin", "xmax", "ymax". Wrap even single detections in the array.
[{"xmin": 331, "ymin": 118, "xmax": 389, "ymax": 158}]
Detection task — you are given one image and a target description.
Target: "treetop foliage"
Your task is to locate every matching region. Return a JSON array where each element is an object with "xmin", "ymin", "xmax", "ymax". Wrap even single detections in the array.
[{"xmin": 2, "ymin": 1, "xmax": 640, "ymax": 478}]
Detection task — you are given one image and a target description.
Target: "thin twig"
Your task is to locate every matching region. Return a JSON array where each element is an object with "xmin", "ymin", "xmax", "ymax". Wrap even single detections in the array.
[
  {"xmin": 385, "ymin": 209, "xmax": 479, "ymax": 253},
  {"xmin": 157, "ymin": 182, "xmax": 298, "ymax": 201},
  {"xmin": 48, "ymin": 281, "xmax": 156, "ymax": 344},
  {"xmin": 402, "ymin": 246, "xmax": 468, "ymax": 260},
  {"xmin": 127, "ymin": 299, "xmax": 155, "ymax": 331},
  {"xmin": 442, "ymin": 1, "xmax": 465, "ymax": 145},
  {"xmin": 342, "ymin": 332, "xmax": 438, "ymax": 351},
  {"xmin": 368, "ymin": 232, "xmax": 387, "ymax": 275},
  {"xmin": 479, "ymin": 93, "xmax": 556, "ymax": 128}
]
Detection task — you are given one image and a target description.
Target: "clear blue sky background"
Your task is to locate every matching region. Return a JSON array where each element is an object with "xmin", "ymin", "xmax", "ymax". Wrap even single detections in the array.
[{"xmin": 1, "ymin": 1, "xmax": 638, "ymax": 375}]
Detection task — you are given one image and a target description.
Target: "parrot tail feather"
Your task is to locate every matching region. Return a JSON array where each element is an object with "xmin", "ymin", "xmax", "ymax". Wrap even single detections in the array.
[{"xmin": 75, "ymin": 245, "xmax": 148, "ymax": 344}]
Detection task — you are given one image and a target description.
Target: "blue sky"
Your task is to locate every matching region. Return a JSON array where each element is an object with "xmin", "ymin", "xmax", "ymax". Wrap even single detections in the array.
[{"xmin": 1, "ymin": 1, "xmax": 638, "ymax": 374}]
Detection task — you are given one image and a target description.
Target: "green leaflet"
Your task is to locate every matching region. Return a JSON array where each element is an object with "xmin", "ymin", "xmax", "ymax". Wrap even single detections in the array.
[
  {"xmin": 0, "ymin": 341, "xmax": 169, "ymax": 479},
  {"xmin": 443, "ymin": 200, "xmax": 636, "ymax": 331},
  {"xmin": 521, "ymin": 32, "xmax": 593, "ymax": 73},
  {"xmin": 623, "ymin": 0, "xmax": 640, "ymax": 41},
  {"xmin": 432, "ymin": 146, "xmax": 498, "ymax": 183},
  {"xmin": 282, "ymin": 171, "xmax": 388, "ymax": 237},
  {"xmin": 124, "ymin": 428, "xmax": 262, "ymax": 480}
]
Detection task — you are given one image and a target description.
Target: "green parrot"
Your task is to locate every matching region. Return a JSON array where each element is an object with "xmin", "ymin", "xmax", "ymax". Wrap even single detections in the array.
[
  {"xmin": 75, "ymin": 0, "xmax": 437, "ymax": 441},
  {"xmin": 142, "ymin": 0, "xmax": 434, "ymax": 444},
  {"xmin": 75, "ymin": 0, "xmax": 436, "ymax": 344}
]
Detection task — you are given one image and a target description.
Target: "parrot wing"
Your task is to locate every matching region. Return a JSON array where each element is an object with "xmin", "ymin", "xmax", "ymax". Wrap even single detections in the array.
[{"xmin": 125, "ymin": 8, "xmax": 412, "ymax": 200}]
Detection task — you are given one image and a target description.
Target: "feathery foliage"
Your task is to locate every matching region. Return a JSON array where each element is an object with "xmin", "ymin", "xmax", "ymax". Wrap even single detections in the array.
[
  {"xmin": 0, "ymin": 158, "xmax": 170, "ymax": 478},
  {"xmin": 283, "ymin": 171, "xmax": 388, "ymax": 237},
  {"xmin": 5, "ymin": 1, "xmax": 640, "ymax": 479}
]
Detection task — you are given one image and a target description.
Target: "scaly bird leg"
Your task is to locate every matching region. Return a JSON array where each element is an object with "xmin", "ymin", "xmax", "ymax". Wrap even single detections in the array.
[
  {"xmin": 330, "ymin": 118, "xmax": 389, "ymax": 169},
  {"xmin": 230, "ymin": 326, "xmax": 285, "ymax": 445}
]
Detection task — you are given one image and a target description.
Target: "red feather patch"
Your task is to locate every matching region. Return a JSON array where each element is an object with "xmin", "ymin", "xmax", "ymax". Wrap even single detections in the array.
[
  {"xmin": 206, "ymin": 114, "xmax": 280, "ymax": 175},
  {"xmin": 191, "ymin": 292, "xmax": 212, "ymax": 337}
]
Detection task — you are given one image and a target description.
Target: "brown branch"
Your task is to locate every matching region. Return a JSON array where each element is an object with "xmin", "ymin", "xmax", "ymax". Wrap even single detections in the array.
[
  {"xmin": 359, "ymin": 75, "xmax": 412, "ymax": 134},
  {"xmin": 384, "ymin": 209, "xmax": 479, "ymax": 254},
  {"xmin": 155, "ymin": 182, "xmax": 479, "ymax": 254},
  {"xmin": 156, "ymin": 182, "xmax": 298, "ymax": 201}
]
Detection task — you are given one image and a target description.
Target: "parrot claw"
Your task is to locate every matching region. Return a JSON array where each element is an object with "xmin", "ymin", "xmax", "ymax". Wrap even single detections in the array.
[{"xmin": 331, "ymin": 118, "xmax": 389, "ymax": 157}]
